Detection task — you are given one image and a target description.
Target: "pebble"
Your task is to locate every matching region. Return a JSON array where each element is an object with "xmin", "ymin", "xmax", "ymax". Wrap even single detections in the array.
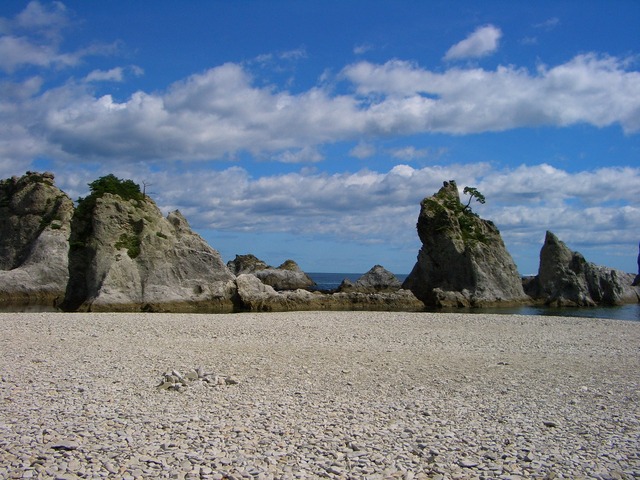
[{"xmin": 1, "ymin": 311, "xmax": 639, "ymax": 479}]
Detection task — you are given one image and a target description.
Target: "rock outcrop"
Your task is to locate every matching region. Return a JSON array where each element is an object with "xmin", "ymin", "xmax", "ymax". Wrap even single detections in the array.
[
  {"xmin": 227, "ymin": 254, "xmax": 269, "ymax": 274},
  {"xmin": 525, "ymin": 231, "xmax": 639, "ymax": 306},
  {"xmin": 6, "ymin": 172, "xmax": 635, "ymax": 314},
  {"xmin": 403, "ymin": 181, "xmax": 528, "ymax": 308},
  {"xmin": 0, "ymin": 172, "xmax": 73, "ymax": 307},
  {"xmin": 227, "ymin": 254, "xmax": 315, "ymax": 291},
  {"xmin": 61, "ymin": 183, "xmax": 235, "ymax": 312},
  {"xmin": 338, "ymin": 265, "xmax": 402, "ymax": 293},
  {"xmin": 0, "ymin": 172, "xmax": 423, "ymax": 313},
  {"xmin": 234, "ymin": 273, "xmax": 424, "ymax": 312}
]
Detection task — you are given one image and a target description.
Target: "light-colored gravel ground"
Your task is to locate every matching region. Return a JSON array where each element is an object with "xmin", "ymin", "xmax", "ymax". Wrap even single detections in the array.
[{"xmin": 1, "ymin": 311, "xmax": 639, "ymax": 479}]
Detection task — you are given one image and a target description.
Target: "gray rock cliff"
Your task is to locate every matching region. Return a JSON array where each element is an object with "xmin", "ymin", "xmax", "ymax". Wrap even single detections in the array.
[
  {"xmin": 227, "ymin": 254, "xmax": 315, "ymax": 291},
  {"xmin": 527, "ymin": 231, "xmax": 639, "ymax": 306},
  {"xmin": 61, "ymin": 187, "xmax": 235, "ymax": 312},
  {"xmin": 403, "ymin": 181, "xmax": 528, "ymax": 307},
  {"xmin": 0, "ymin": 172, "xmax": 73, "ymax": 307}
]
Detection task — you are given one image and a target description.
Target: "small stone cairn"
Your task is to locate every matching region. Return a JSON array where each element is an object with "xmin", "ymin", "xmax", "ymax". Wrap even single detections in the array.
[{"xmin": 156, "ymin": 366, "xmax": 238, "ymax": 392}]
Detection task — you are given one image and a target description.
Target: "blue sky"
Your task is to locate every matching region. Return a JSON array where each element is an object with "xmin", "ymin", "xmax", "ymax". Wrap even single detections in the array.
[{"xmin": 1, "ymin": 1, "xmax": 639, "ymax": 275}]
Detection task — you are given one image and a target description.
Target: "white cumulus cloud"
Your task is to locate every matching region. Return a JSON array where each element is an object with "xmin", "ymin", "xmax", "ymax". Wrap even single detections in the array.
[
  {"xmin": 389, "ymin": 146, "xmax": 430, "ymax": 160},
  {"xmin": 15, "ymin": 1, "xmax": 69, "ymax": 34},
  {"xmin": 444, "ymin": 25, "xmax": 502, "ymax": 61},
  {"xmin": 85, "ymin": 67, "xmax": 125, "ymax": 83},
  {"xmin": 1, "ymin": 53, "xmax": 638, "ymax": 167},
  {"xmin": 84, "ymin": 65, "xmax": 143, "ymax": 83},
  {"xmin": 343, "ymin": 54, "xmax": 640, "ymax": 134},
  {"xmin": 276, "ymin": 146, "xmax": 324, "ymax": 164},
  {"xmin": 0, "ymin": 34, "xmax": 72, "ymax": 72},
  {"xmin": 0, "ymin": 1, "xmax": 118, "ymax": 73}
]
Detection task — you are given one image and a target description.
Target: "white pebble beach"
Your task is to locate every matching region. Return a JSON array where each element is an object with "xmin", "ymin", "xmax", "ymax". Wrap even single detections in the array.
[{"xmin": 1, "ymin": 311, "xmax": 639, "ymax": 479}]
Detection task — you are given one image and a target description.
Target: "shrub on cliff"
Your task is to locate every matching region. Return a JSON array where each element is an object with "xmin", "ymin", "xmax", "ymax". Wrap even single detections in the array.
[
  {"xmin": 76, "ymin": 174, "xmax": 143, "ymax": 215},
  {"xmin": 86, "ymin": 174, "xmax": 144, "ymax": 202},
  {"xmin": 72, "ymin": 174, "xmax": 144, "ymax": 250}
]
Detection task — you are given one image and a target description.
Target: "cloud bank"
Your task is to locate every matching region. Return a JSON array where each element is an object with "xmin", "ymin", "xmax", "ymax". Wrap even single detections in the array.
[
  {"xmin": 56, "ymin": 162, "xmax": 636, "ymax": 271},
  {"xmin": 1, "ymin": 53, "xmax": 638, "ymax": 166},
  {"xmin": 1, "ymin": 4, "xmax": 638, "ymax": 165}
]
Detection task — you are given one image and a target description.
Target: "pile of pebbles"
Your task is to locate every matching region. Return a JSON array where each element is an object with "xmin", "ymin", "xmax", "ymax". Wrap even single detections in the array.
[
  {"xmin": 1, "ymin": 311, "xmax": 639, "ymax": 479},
  {"xmin": 156, "ymin": 367, "xmax": 238, "ymax": 392}
]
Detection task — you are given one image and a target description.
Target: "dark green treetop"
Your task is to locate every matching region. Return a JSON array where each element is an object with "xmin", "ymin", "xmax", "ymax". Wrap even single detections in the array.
[
  {"xmin": 462, "ymin": 186, "xmax": 486, "ymax": 213},
  {"xmin": 86, "ymin": 174, "xmax": 144, "ymax": 201}
]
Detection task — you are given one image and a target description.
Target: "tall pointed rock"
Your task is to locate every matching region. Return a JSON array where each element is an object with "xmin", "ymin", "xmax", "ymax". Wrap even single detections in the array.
[
  {"xmin": 530, "ymin": 231, "xmax": 638, "ymax": 306},
  {"xmin": 403, "ymin": 180, "xmax": 528, "ymax": 307}
]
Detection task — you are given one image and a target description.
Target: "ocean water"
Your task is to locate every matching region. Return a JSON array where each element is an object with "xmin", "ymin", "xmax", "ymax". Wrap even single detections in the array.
[
  {"xmin": 308, "ymin": 272, "xmax": 408, "ymax": 291},
  {"xmin": 429, "ymin": 304, "xmax": 640, "ymax": 322},
  {"xmin": 307, "ymin": 272, "xmax": 640, "ymax": 322}
]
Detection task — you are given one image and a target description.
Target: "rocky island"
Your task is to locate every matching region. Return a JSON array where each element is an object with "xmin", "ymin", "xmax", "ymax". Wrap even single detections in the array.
[
  {"xmin": 0, "ymin": 172, "xmax": 637, "ymax": 312},
  {"xmin": 524, "ymin": 231, "xmax": 639, "ymax": 306},
  {"xmin": 402, "ymin": 180, "xmax": 529, "ymax": 308}
]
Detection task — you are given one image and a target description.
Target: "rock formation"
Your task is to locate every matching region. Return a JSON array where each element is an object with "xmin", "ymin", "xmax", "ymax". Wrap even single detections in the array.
[
  {"xmin": 403, "ymin": 181, "xmax": 528, "ymax": 307},
  {"xmin": 5, "ymin": 172, "xmax": 635, "ymax": 313},
  {"xmin": 61, "ymin": 177, "xmax": 235, "ymax": 312},
  {"xmin": 234, "ymin": 273, "xmax": 424, "ymax": 312},
  {"xmin": 0, "ymin": 172, "xmax": 73, "ymax": 307},
  {"xmin": 526, "ymin": 231, "xmax": 639, "ymax": 306},
  {"xmin": 227, "ymin": 254, "xmax": 315, "ymax": 291},
  {"xmin": 338, "ymin": 265, "xmax": 402, "ymax": 293},
  {"xmin": 227, "ymin": 254, "xmax": 269, "ymax": 274},
  {"xmin": 0, "ymin": 172, "xmax": 422, "ymax": 313},
  {"xmin": 234, "ymin": 274, "xmax": 298, "ymax": 311}
]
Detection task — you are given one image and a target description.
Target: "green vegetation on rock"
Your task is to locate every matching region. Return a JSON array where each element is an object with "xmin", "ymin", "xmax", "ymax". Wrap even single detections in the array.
[
  {"xmin": 75, "ymin": 174, "xmax": 143, "ymax": 220},
  {"xmin": 87, "ymin": 174, "xmax": 144, "ymax": 202},
  {"xmin": 423, "ymin": 181, "xmax": 490, "ymax": 246},
  {"xmin": 115, "ymin": 232, "xmax": 142, "ymax": 259},
  {"xmin": 72, "ymin": 174, "xmax": 145, "ymax": 251}
]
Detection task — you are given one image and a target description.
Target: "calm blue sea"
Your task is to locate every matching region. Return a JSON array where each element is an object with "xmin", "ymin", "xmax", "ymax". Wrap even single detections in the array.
[
  {"xmin": 307, "ymin": 272, "xmax": 640, "ymax": 322},
  {"xmin": 308, "ymin": 272, "xmax": 408, "ymax": 291}
]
